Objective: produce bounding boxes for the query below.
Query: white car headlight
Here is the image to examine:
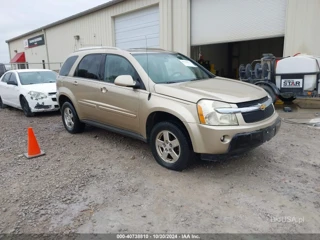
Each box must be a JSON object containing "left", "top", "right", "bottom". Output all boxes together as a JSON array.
[
  {"left": 197, "top": 100, "right": 239, "bottom": 126},
  {"left": 28, "top": 91, "right": 47, "bottom": 100}
]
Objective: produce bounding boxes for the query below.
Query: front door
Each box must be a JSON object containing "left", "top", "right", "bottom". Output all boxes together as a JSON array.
[{"left": 96, "top": 54, "right": 141, "bottom": 133}]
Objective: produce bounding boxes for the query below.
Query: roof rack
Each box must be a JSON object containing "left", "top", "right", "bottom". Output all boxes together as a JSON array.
[
  {"left": 126, "top": 47, "right": 166, "bottom": 51},
  {"left": 75, "top": 46, "right": 120, "bottom": 52}
]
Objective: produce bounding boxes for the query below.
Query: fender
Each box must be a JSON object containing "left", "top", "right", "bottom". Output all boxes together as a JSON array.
[{"left": 254, "top": 81, "right": 280, "bottom": 95}]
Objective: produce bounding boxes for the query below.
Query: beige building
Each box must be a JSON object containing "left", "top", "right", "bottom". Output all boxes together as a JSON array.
[{"left": 6, "top": 0, "right": 320, "bottom": 78}]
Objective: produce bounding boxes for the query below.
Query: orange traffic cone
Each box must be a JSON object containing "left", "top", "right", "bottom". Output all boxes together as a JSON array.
[{"left": 24, "top": 127, "right": 45, "bottom": 159}]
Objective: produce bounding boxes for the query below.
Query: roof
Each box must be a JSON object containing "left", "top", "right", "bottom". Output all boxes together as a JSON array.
[
  {"left": 10, "top": 52, "right": 26, "bottom": 63},
  {"left": 5, "top": 0, "right": 125, "bottom": 43}
]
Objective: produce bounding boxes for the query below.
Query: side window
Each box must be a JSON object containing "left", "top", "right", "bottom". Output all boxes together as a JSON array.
[
  {"left": 104, "top": 55, "right": 137, "bottom": 83},
  {"left": 2, "top": 73, "right": 12, "bottom": 83},
  {"left": 74, "top": 54, "right": 103, "bottom": 80},
  {"left": 9, "top": 73, "right": 18, "bottom": 84},
  {"left": 60, "top": 56, "right": 78, "bottom": 76}
]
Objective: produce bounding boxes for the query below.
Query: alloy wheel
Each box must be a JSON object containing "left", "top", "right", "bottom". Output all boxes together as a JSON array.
[{"left": 155, "top": 130, "right": 181, "bottom": 163}]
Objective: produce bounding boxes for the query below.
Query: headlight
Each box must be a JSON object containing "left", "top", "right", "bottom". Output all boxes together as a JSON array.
[
  {"left": 197, "top": 100, "right": 238, "bottom": 126},
  {"left": 28, "top": 91, "right": 47, "bottom": 100}
]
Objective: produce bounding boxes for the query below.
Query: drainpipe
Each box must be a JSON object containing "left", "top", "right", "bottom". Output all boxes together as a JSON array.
[
  {"left": 7, "top": 42, "right": 12, "bottom": 69},
  {"left": 42, "top": 29, "right": 50, "bottom": 69},
  {"left": 171, "top": 0, "right": 174, "bottom": 52}
]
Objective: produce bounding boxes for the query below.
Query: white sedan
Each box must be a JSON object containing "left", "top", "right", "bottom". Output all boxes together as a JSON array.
[{"left": 0, "top": 69, "right": 59, "bottom": 117}]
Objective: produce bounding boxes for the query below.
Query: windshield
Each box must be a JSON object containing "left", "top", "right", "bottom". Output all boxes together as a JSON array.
[
  {"left": 18, "top": 71, "right": 57, "bottom": 85},
  {"left": 133, "top": 53, "right": 213, "bottom": 83}
]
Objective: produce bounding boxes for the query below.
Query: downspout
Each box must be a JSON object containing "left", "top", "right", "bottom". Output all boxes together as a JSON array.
[
  {"left": 42, "top": 29, "right": 50, "bottom": 69},
  {"left": 187, "top": 0, "right": 191, "bottom": 57},
  {"left": 7, "top": 42, "right": 12, "bottom": 68},
  {"left": 171, "top": 0, "right": 174, "bottom": 51}
]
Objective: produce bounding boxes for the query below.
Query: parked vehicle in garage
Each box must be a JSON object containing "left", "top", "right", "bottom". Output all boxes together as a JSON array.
[
  {"left": 0, "top": 69, "right": 59, "bottom": 117},
  {"left": 57, "top": 47, "right": 281, "bottom": 171},
  {"left": 239, "top": 53, "right": 320, "bottom": 103}
]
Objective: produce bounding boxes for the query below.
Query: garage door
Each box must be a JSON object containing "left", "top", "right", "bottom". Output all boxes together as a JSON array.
[
  {"left": 191, "top": 0, "right": 287, "bottom": 46},
  {"left": 115, "top": 5, "right": 160, "bottom": 49}
]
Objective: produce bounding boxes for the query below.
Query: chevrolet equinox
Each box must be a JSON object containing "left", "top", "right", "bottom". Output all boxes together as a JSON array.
[{"left": 56, "top": 47, "right": 281, "bottom": 171}]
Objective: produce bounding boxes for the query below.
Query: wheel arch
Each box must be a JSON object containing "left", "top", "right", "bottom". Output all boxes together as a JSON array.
[{"left": 145, "top": 111, "right": 194, "bottom": 150}]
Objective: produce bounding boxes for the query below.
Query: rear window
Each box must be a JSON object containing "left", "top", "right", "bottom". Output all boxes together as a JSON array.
[
  {"left": 1, "top": 72, "right": 11, "bottom": 82},
  {"left": 59, "top": 56, "right": 78, "bottom": 76}
]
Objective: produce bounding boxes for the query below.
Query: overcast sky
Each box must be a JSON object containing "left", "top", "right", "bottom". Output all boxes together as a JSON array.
[{"left": 0, "top": 0, "right": 111, "bottom": 64}]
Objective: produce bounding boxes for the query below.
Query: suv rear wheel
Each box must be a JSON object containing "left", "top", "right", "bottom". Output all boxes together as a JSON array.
[
  {"left": 61, "top": 102, "right": 85, "bottom": 133},
  {"left": 150, "top": 122, "right": 194, "bottom": 171}
]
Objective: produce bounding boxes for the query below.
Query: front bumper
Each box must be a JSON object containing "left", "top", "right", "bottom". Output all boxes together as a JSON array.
[
  {"left": 200, "top": 117, "right": 281, "bottom": 160},
  {"left": 187, "top": 112, "right": 281, "bottom": 156},
  {"left": 28, "top": 95, "right": 60, "bottom": 112}
]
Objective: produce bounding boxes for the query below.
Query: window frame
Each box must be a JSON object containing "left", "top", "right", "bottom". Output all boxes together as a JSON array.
[
  {"left": 2, "top": 72, "right": 12, "bottom": 83},
  {"left": 103, "top": 54, "right": 146, "bottom": 90},
  {"left": 9, "top": 72, "right": 18, "bottom": 85},
  {"left": 74, "top": 53, "right": 104, "bottom": 81},
  {"left": 59, "top": 55, "right": 78, "bottom": 76}
]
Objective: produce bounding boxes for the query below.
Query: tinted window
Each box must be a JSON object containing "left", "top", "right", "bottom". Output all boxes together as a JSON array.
[
  {"left": 60, "top": 56, "right": 78, "bottom": 76},
  {"left": 75, "top": 54, "right": 103, "bottom": 80},
  {"left": 1, "top": 73, "right": 11, "bottom": 82},
  {"left": 104, "top": 55, "right": 137, "bottom": 83},
  {"left": 9, "top": 73, "right": 17, "bottom": 84}
]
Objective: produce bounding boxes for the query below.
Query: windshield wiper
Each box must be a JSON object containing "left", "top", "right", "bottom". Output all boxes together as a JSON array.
[{"left": 162, "top": 81, "right": 180, "bottom": 84}]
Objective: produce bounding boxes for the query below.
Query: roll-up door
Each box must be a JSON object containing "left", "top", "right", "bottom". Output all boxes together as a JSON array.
[
  {"left": 191, "top": 0, "right": 287, "bottom": 46},
  {"left": 115, "top": 5, "right": 160, "bottom": 49}
]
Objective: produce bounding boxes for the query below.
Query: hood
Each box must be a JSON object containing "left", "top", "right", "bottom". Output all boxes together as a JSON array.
[
  {"left": 20, "top": 83, "right": 57, "bottom": 94},
  {"left": 154, "top": 77, "right": 267, "bottom": 103}
]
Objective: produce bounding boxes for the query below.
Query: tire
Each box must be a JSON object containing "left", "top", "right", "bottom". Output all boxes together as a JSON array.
[
  {"left": 149, "top": 121, "right": 194, "bottom": 171},
  {"left": 20, "top": 96, "right": 34, "bottom": 117},
  {"left": 0, "top": 96, "right": 6, "bottom": 109},
  {"left": 61, "top": 101, "right": 85, "bottom": 134},
  {"left": 279, "top": 96, "right": 295, "bottom": 103},
  {"left": 259, "top": 85, "right": 277, "bottom": 103}
]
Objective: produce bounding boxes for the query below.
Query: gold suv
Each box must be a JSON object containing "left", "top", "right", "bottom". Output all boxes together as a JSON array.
[{"left": 56, "top": 47, "right": 281, "bottom": 171}]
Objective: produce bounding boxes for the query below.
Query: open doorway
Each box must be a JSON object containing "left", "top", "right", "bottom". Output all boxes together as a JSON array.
[{"left": 191, "top": 37, "right": 284, "bottom": 79}]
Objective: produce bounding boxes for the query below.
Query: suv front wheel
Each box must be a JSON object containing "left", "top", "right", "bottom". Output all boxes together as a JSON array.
[
  {"left": 61, "top": 102, "right": 85, "bottom": 133},
  {"left": 150, "top": 122, "right": 194, "bottom": 171}
]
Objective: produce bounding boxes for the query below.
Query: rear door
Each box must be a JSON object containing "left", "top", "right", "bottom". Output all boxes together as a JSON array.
[
  {"left": 0, "top": 72, "right": 11, "bottom": 104},
  {"left": 71, "top": 54, "right": 104, "bottom": 121},
  {"left": 6, "top": 72, "right": 20, "bottom": 107}
]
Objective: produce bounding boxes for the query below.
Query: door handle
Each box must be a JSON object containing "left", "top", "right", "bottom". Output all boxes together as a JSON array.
[
  {"left": 101, "top": 87, "right": 108, "bottom": 93},
  {"left": 73, "top": 81, "right": 78, "bottom": 86}
]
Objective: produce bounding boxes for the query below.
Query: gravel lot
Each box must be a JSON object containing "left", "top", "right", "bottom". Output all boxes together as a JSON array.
[{"left": 0, "top": 106, "right": 320, "bottom": 234}]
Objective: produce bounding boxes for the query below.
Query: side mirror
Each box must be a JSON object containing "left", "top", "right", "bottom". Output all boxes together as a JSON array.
[
  {"left": 7, "top": 81, "right": 17, "bottom": 86},
  {"left": 114, "top": 75, "right": 139, "bottom": 88}
]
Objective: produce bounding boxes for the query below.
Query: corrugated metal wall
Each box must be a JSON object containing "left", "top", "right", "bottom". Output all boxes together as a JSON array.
[
  {"left": 8, "top": 31, "right": 49, "bottom": 69},
  {"left": 8, "top": 0, "right": 190, "bottom": 71},
  {"left": 284, "top": 0, "right": 320, "bottom": 57}
]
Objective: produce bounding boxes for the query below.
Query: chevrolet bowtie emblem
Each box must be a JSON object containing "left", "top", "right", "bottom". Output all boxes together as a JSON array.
[{"left": 259, "top": 104, "right": 266, "bottom": 111}]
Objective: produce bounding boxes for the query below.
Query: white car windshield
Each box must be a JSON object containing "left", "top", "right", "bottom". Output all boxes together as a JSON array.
[
  {"left": 18, "top": 71, "right": 57, "bottom": 85},
  {"left": 133, "top": 53, "right": 213, "bottom": 84}
]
